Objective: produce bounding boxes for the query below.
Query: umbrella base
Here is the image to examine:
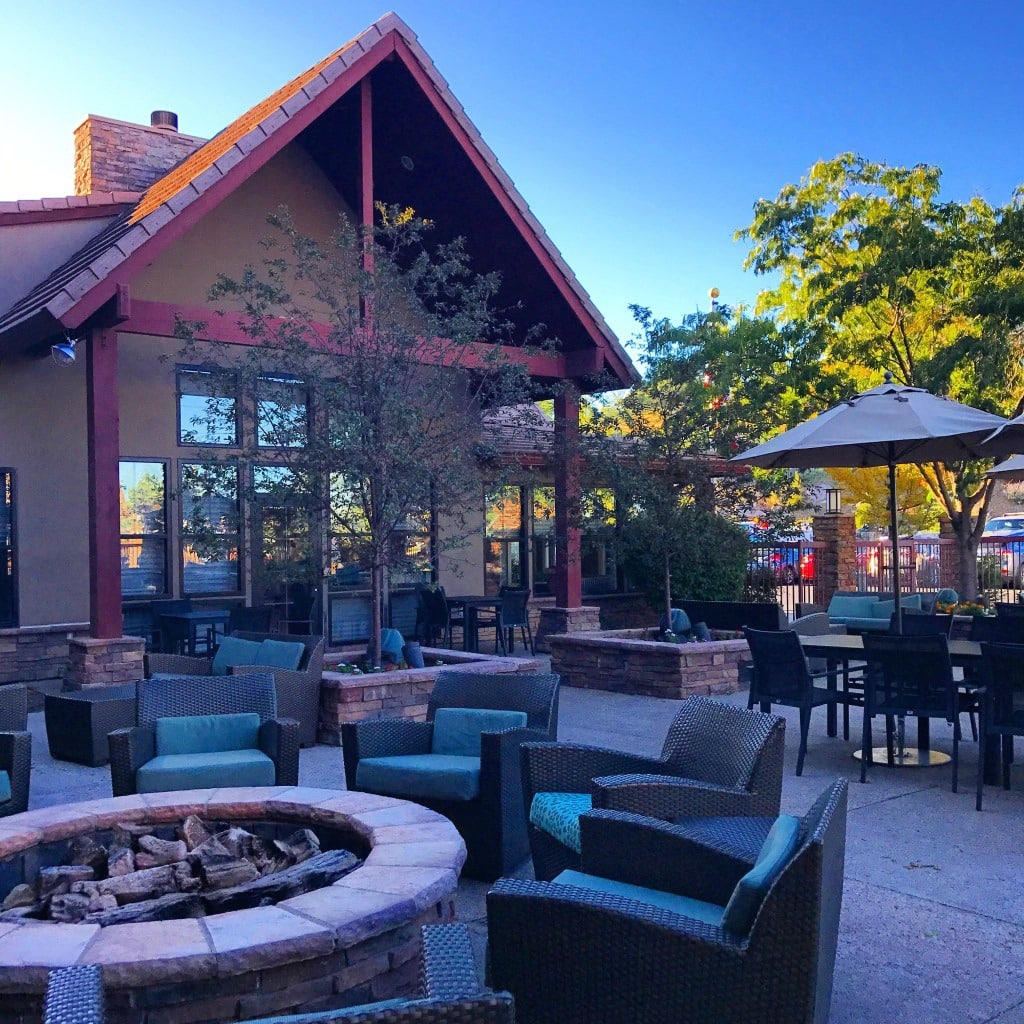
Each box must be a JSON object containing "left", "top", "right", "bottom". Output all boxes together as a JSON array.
[{"left": 852, "top": 746, "right": 952, "bottom": 767}]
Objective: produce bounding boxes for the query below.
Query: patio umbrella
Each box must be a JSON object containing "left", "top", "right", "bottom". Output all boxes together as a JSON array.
[
  {"left": 731, "top": 371, "right": 1009, "bottom": 633},
  {"left": 987, "top": 454, "right": 1024, "bottom": 478}
]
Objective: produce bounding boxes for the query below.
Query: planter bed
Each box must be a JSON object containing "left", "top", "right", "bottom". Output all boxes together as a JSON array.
[
  {"left": 319, "top": 648, "right": 542, "bottom": 743},
  {"left": 548, "top": 628, "right": 750, "bottom": 700}
]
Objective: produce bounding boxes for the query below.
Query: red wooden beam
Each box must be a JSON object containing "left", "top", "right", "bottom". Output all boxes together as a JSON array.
[
  {"left": 553, "top": 390, "right": 582, "bottom": 608},
  {"left": 86, "top": 327, "right": 123, "bottom": 639}
]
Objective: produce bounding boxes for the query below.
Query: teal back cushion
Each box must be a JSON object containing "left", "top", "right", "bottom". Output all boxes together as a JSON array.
[
  {"left": 431, "top": 707, "right": 528, "bottom": 757},
  {"left": 211, "top": 635, "right": 261, "bottom": 676},
  {"left": 670, "top": 608, "right": 691, "bottom": 634},
  {"left": 380, "top": 628, "right": 404, "bottom": 659},
  {"left": 902, "top": 593, "right": 923, "bottom": 611},
  {"left": 828, "top": 595, "right": 877, "bottom": 618},
  {"left": 721, "top": 813, "right": 801, "bottom": 935},
  {"left": 871, "top": 599, "right": 896, "bottom": 619},
  {"left": 255, "top": 639, "right": 305, "bottom": 671},
  {"left": 936, "top": 588, "right": 959, "bottom": 605},
  {"left": 156, "top": 712, "right": 261, "bottom": 755},
  {"left": 0, "top": 770, "right": 10, "bottom": 803}
]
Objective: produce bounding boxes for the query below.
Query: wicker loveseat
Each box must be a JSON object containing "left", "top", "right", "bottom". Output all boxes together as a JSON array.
[
  {"left": 43, "top": 924, "right": 514, "bottom": 1024},
  {"left": 146, "top": 631, "right": 325, "bottom": 746},
  {"left": 0, "top": 685, "right": 30, "bottom": 817},
  {"left": 108, "top": 672, "right": 300, "bottom": 796},
  {"left": 488, "top": 778, "right": 848, "bottom": 1024}
]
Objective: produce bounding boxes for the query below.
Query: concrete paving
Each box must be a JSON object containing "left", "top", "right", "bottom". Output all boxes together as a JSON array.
[{"left": 19, "top": 676, "right": 1024, "bottom": 1024}]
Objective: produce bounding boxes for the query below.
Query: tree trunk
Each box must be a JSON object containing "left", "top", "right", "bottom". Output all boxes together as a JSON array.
[
  {"left": 663, "top": 549, "right": 672, "bottom": 628},
  {"left": 955, "top": 527, "right": 981, "bottom": 601},
  {"left": 370, "top": 561, "right": 383, "bottom": 668}
]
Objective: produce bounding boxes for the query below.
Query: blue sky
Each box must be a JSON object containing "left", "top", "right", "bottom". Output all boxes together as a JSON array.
[{"left": 3, "top": 1, "right": 1023, "bottom": 349}]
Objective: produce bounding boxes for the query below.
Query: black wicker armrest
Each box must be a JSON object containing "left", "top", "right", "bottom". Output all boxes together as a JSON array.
[
  {"left": 108, "top": 726, "right": 155, "bottom": 797},
  {"left": 520, "top": 741, "right": 668, "bottom": 798},
  {"left": 579, "top": 809, "right": 760, "bottom": 905},
  {"left": 341, "top": 719, "right": 433, "bottom": 789},
  {"left": 144, "top": 652, "right": 213, "bottom": 677},
  {"left": 419, "top": 923, "right": 482, "bottom": 1000},
  {"left": 593, "top": 773, "right": 768, "bottom": 820},
  {"left": 44, "top": 965, "right": 104, "bottom": 1024},
  {"left": 0, "top": 684, "right": 28, "bottom": 730},
  {"left": 0, "top": 731, "right": 31, "bottom": 815},
  {"left": 259, "top": 717, "right": 300, "bottom": 787},
  {"left": 480, "top": 726, "right": 546, "bottom": 799}
]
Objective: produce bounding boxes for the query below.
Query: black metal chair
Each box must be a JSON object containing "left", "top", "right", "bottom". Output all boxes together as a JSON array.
[
  {"left": 976, "top": 642, "right": 1024, "bottom": 810},
  {"left": 522, "top": 695, "right": 785, "bottom": 881},
  {"left": 151, "top": 597, "right": 193, "bottom": 654},
  {"left": 994, "top": 601, "right": 1024, "bottom": 618},
  {"left": 43, "top": 924, "right": 514, "bottom": 1024},
  {"left": 228, "top": 605, "right": 273, "bottom": 633},
  {"left": 860, "top": 633, "right": 975, "bottom": 789},
  {"left": 971, "top": 615, "right": 1024, "bottom": 643},
  {"left": 478, "top": 588, "right": 534, "bottom": 655},
  {"left": 343, "top": 671, "right": 560, "bottom": 880},
  {"left": 416, "top": 586, "right": 456, "bottom": 647},
  {"left": 892, "top": 609, "right": 954, "bottom": 636},
  {"left": 744, "top": 626, "right": 844, "bottom": 776},
  {"left": 0, "top": 685, "right": 30, "bottom": 818},
  {"left": 487, "top": 779, "right": 848, "bottom": 1024}
]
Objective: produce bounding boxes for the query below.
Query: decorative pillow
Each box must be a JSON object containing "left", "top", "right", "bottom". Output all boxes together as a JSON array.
[
  {"left": 721, "top": 813, "right": 801, "bottom": 935},
  {"left": 871, "top": 599, "right": 896, "bottom": 619},
  {"left": 156, "top": 712, "right": 261, "bottom": 756},
  {"left": 211, "top": 636, "right": 261, "bottom": 676},
  {"left": 380, "top": 628, "right": 404, "bottom": 660},
  {"left": 530, "top": 792, "right": 592, "bottom": 853},
  {"left": 828, "top": 596, "right": 877, "bottom": 619},
  {"left": 431, "top": 707, "right": 528, "bottom": 757},
  {"left": 255, "top": 639, "right": 305, "bottom": 671},
  {"left": 0, "top": 770, "right": 10, "bottom": 804}
]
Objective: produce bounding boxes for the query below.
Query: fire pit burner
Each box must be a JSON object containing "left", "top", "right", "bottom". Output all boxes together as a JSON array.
[{"left": 0, "top": 788, "right": 465, "bottom": 1024}]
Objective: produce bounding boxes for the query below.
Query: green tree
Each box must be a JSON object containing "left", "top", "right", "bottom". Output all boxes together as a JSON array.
[
  {"left": 738, "top": 153, "right": 1024, "bottom": 596},
  {"left": 827, "top": 466, "right": 941, "bottom": 534},
  {"left": 178, "top": 206, "right": 537, "bottom": 665}
]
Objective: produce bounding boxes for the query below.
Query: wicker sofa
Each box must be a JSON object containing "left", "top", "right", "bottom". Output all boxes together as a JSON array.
[
  {"left": 0, "top": 685, "right": 30, "bottom": 817},
  {"left": 146, "top": 631, "right": 325, "bottom": 746},
  {"left": 43, "top": 924, "right": 514, "bottom": 1024},
  {"left": 487, "top": 778, "right": 848, "bottom": 1024}
]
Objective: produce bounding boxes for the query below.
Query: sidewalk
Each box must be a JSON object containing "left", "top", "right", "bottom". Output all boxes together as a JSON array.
[{"left": 19, "top": 679, "right": 1024, "bottom": 1024}]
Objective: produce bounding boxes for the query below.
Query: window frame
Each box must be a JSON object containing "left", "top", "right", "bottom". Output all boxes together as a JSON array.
[
  {"left": 256, "top": 373, "right": 309, "bottom": 450},
  {"left": 176, "top": 365, "right": 240, "bottom": 448},
  {"left": 119, "top": 458, "right": 170, "bottom": 602},
  {"left": 178, "top": 459, "right": 243, "bottom": 597}
]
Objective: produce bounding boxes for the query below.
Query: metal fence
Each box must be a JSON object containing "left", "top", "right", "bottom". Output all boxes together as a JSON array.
[{"left": 746, "top": 541, "right": 824, "bottom": 618}]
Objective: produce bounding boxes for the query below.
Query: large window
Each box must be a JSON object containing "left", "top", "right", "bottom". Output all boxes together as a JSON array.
[
  {"left": 0, "top": 470, "right": 15, "bottom": 627},
  {"left": 484, "top": 486, "right": 525, "bottom": 596},
  {"left": 177, "top": 368, "right": 238, "bottom": 446},
  {"left": 119, "top": 461, "right": 167, "bottom": 598},
  {"left": 532, "top": 486, "right": 556, "bottom": 595},
  {"left": 581, "top": 488, "right": 617, "bottom": 594},
  {"left": 258, "top": 375, "right": 307, "bottom": 448},
  {"left": 180, "top": 462, "right": 240, "bottom": 594}
]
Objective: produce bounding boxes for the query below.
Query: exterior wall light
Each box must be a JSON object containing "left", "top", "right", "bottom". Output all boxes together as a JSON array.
[
  {"left": 825, "top": 487, "right": 842, "bottom": 514},
  {"left": 51, "top": 335, "right": 78, "bottom": 366}
]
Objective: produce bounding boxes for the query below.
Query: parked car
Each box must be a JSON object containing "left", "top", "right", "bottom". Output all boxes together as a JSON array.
[{"left": 979, "top": 514, "right": 1024, "bottom": 587}]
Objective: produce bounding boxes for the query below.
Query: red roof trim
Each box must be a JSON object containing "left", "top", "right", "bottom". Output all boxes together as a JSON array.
[{"left": 0, "top": 194, "right": 140, "bottom": 227}]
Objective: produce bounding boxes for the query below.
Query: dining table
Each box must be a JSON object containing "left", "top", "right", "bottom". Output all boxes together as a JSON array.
[
  {"left": 157, "top": 608, "right": 231, "bottom": 656},
  {"left": 797, "top": 632, "right": 1003, "bottom": 782},
  {"left": 445, "top": 595, "right": 502, "bottom": 653}
]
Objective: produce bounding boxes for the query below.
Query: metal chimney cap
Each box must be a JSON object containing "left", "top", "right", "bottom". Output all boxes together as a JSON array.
[{"left": 150, "top": 110, "right": 179, "bottom": 132}]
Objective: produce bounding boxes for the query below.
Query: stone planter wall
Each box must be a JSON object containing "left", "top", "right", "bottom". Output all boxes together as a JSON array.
[
  {"left": 548, "top": 628, "right": 750, "bottom": 700},
  {"left": 0, "top": 624, "right": 89, "bottom": 688},
  {"left": 318, "top": 650, "right": 543, "bottom": 744}
]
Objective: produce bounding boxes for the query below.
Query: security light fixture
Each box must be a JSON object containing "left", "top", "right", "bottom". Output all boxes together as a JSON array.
[
  {"left": 400, "top": 154, "right": 415, "bottom": 171},
  {"left": 825, "top": 487, "right": 842, "bottom": 514},
  {"left": 50, "top": 335, "right": 77, "bottom": 367}
]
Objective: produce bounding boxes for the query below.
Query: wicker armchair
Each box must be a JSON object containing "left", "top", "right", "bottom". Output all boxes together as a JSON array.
[
  {"left": 522, "top": 695, "right": 785, "bottom": 881},
  {"left": 44, "top": 924, "right": 514, "bottom": 1024},
  {"left": 108, "top": 672, "right": 300, "bottom": 796},
  {"left": 0, "top": 685, "right": 30, "bottom": 817},
  {"left": 488, "top": 778, "right": 848, "bottom": 1024},
  {"left": 146, "top": 631, "right": 325, "bottom": 746},
  {"left": 343, "top": 671, "right": 560, "bottom": 880}
]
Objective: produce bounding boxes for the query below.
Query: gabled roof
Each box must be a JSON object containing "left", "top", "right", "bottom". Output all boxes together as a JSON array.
[
  {"left": 0, "top": 192, "right": 140, "bottom": 226},
  {"left": 0, "top": 13, "right": 638, "bottom": 386}
]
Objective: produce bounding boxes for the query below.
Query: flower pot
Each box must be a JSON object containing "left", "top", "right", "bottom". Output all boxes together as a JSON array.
[{"left": 402, "top": 641, "right": 425, "bottom": 668}]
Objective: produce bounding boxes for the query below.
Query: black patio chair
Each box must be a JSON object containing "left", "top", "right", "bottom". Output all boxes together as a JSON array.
[
  {"left": 228, "top": 605, "right": 273, "bottom": 633},
  {"left": 890, "top": 609, "right": 953, "bottom": 636},
  {"left": 522, "top": 695, "right": 785, "bottom": 881},
  {"left": 971, "top": 615, "right": 1024, "bottom": 644},
  {"left": 994, "top": 601, "right": 1024, "bottom": 618},
  {"left": 0, "top": 685, "right": 30, "bottom": 818},
  {"left": 744, "top": 626, "right": 845, "bottom": 776},
  {"left": 477, "top": 588, "right": 534, "bottom": 655},
  {"left": 415, "top": 586, "right": 455, "bottom": 647},
  {"left": 151, "top": 597, "right": 193, "bottom": 654},
  {"left": 343, "top": 670, "right": 560, "bottom": 880},
  {"left": 976, "top": 641, "right": 1024, "bottom": 810},
  {"left": 43, "top": 924, "right": 514, "bottom": 1024},
  {"left": 488, "top": 778, "right": 848, "bottom": 1024}
]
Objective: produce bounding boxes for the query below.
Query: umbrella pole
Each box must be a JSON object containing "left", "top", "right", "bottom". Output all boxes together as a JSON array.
[{"left": 888, "top": 458, "right": 903, "bottom": 635}]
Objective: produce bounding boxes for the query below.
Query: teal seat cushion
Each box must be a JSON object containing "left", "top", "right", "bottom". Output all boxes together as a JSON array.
[
  {"left": 380, "top": 628, "right": 404, "bottom": 660},
  {"left": 871, "top": 599, "right": 896, "bottom": 619},
  {"left": 554, "top": 869, "right": 725, "bottom": 926},
  {"left": 211, "top": 635, "right": 261, "bottom": 676},
  {"left": 156, "top": 713, "right": 261, "bottom": 756},
  {"left": 255, "top": 639, "right": 305, "bottom": 671},
  {"left": 356, "top": 754, "right": 481, "bottom": 802},
  {"left": 530, "top": 792, "right": 592, "bottom": 853},
  {"left": 136, "top": 749, "right": 275, "bottom": 793},
  {"left": 0, "top": 770, "right": 10, "bottom": 804},
  {"left": 431, "top": 707, "right": 528, "bottom": 757},
  {"left": 828, "top": 595, "right": 878, "bottom": 619},
  {"left": 721, "top": 813, "right": 801, "bottom": 935}
]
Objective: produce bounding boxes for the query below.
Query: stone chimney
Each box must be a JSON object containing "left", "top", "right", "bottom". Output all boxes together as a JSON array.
[{"left": 74, "top": 112, "right": 207, "bottom": 195}]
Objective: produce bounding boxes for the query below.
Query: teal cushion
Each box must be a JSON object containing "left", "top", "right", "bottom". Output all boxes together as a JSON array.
[
  {"left": 936, "top": 588, "right": 959, "bottom": 605},
  {"left": 136, "top": 749, "right": 275, "bottom": 793},
  {"left": 721, "top": 813, "right": 801, "bottom": 935},
  {"left": 871, "top": 599, "right": 896, "bottom": 619},
  {"left": 670, "top": 608, "right": 691, "bottom": 634},
  {"left": 255, "top": 639, "right": 305, "bottom": 671},
  {"left": 356, "top": 754, "right": 480, "bottom": 802},
  {"left": 380, "top": 628, "right": 404, "bottom": 659},
  {"left": 553, "top": 869, "right": 725, "bottom": 926},
  {"left": 901, "top": 593, "right": 923, "bottom": 611},
  {"left": 155, "top": 713, "right": 261, "bottom": 756},
  {"left": 530, "top": 792, "right": 592, "bottom": 853},
  {"left": 0, "top": 770, "right": 10, "bottom": 804},
  {"left": 211, "top": 635, "right": 261, "bottom": 676},
  {"left": 843, "top": 617, "right": 892, "bottom": 632},
  {"left": 828, "top": 595, "right": 878, "bottom": 619},
  {"left": 431, "top": 708, "right": 528, "bottom": 757}
]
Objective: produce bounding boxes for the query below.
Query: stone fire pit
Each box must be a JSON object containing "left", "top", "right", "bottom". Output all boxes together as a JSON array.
[{"left": 0, "top": 787, "right": 465, "bottom": 1024}]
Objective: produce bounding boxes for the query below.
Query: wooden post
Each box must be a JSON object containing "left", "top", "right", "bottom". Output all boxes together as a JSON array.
[{"left": 553, "top": 389, "right": 582, "bottom": 608}]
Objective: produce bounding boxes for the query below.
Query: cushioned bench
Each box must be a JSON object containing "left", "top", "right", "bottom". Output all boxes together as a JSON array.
[{"left": 828, "top": 592, "right": 923, "bottom": 633}]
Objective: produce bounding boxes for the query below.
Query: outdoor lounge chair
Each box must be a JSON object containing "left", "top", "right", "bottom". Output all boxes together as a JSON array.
[
  {"left": 487, "top": 778, "right": 848, "bottom": 1024},
  {"left": 343, "top": 670, "right": 560, "bottom": 880},
  {"left": 43, "top": 924, "right": 515, "bottom": 1024},
  {"left": 522, "top": 695, "right": 785, "bottom": 881},
  {"left": 145, "top": 631, "right": 324, "bottom": 746},
  {"left": 0, "top": 684, "right": 30, "bottom": 817},
  {"left": 107, "top": 672, "right": 300, "bottom": 796}
]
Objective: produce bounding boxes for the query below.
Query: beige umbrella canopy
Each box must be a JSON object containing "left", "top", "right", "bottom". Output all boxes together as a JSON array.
[{"left": 732, "top": 372, "right": 1009, "bottom": 632}]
